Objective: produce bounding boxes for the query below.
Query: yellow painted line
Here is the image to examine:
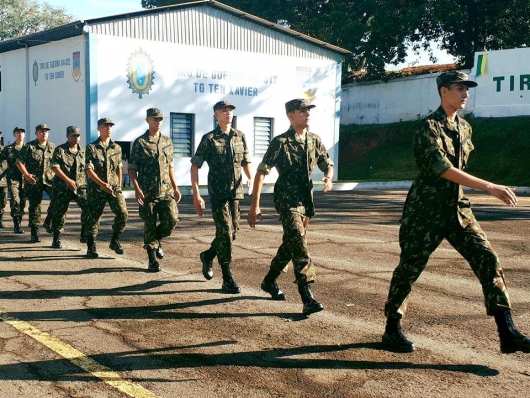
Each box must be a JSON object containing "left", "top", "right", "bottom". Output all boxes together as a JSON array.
[{"left": 0, "top": 311, "right": 160, "bottom": 398}]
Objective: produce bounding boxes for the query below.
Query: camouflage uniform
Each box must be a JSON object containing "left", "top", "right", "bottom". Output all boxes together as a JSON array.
[
  {"left": 16, "top": 138, "right": 55, "bottom": 228},
  {"left": 85, "top": 138, "right": 128, "bottom": 237},
  {"left": 257, "top": 126, "right": 334, "bottom": 284},
  {"left": 129, "top": 130, "right": 178, "bottom": 250},
  {"left": 49, "top": 142, "right": 90, "bottom": 234},
  {"left": 384, "top": 106, "right": 511, "bottom": 318},
  {"left": 0, "top": 143, "right": 27, "bottom": 218},
  {"left": 0, "top": 145, "right": 7, "bottom": 226},
  {"left": 190, "top": 125, "right": 251, "bottom": 266}
]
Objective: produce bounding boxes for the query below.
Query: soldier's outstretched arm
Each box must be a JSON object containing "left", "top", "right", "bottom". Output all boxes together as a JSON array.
[{"left": 440, "top": 166, "right": 517, "bottom": 207}]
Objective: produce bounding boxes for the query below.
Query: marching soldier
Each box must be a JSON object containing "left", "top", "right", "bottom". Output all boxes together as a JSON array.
[
  {"left": 247, "top": 98, "right": 334, "bottom": 315},
  {"left": 191, "top": 100, "right": 252, "bottom": 294},
  {"left": 16, "top": 124, "right": 55, "bottom": 243},
  {"left": 49, "top": 126, "right": 89, "bottom": 249},
  {"left": 129, "top": 108, "right": 181, "bottom": 272},
  {"left": 85, "top": 118, "right": 128, "bottom": 258},
  {"left": 0, "top": 127, "right": 28, "bottom": 233}
]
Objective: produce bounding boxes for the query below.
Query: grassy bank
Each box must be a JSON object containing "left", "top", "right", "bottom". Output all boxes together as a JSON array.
[{"left": 339, "top": 115, "right": 530, "bottom": 186}]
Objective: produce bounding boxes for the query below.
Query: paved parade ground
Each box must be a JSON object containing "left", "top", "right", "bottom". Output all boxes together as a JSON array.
[{"left": 1, "top": 189, "right": 529, "bottom": 397}]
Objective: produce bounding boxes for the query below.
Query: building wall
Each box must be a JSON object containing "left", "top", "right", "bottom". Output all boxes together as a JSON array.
[
  {"left": 472, "top": 48, "right": 530, "bottom": 117},
  {"left": 0, "top": 36, "right": 86, "bottom": 146},
  {"left": 90, "top": 34, "right": 341, "bottom": 183}
]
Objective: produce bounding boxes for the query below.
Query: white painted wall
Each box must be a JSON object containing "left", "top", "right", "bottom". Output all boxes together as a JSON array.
[
  {"left": 91, "top": 34, "right": 341, "bottom": 184},
  {"left": 0, "top": 36, "right": 86, "bottom": 146},
  {"left": 472, "top": 48, "right": 530, "bottom": 117}
]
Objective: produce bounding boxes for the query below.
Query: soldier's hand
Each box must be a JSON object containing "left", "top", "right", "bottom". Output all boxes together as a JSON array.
[
  {"left": 489, "top": 184, "right": 518, "bottom": 207},
  {"left": 67, "top": 179, "right": 77, "bottom": 192},
  {"left": 24, "top": 174, "right": 36, "bottom": 185},
  {"left": 322, "top": 176, "right": 333, "bottom": 193},
  {"left": 135, "top": 187, "right": 145, "bottom": 206},
  {"left": 101, "top": 183, "right": 114, "bottom": 196},
  {"left": 193, "top": 194, "right": 205, "bottom": 216},
  {"left": 246, "top": 178, "right": 253, "bottom": 196},
  {"left": 247, "top": 206, "right": 262, "bottom": 229},
  {"left": 173, "top": 188, "right": 182, "bottom": 204}
]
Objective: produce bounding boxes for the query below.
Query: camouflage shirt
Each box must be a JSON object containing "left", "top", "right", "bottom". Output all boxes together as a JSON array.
[
  {"left": 257, "top": 127, "right": 333, "bottom": 217},
  {"left": 190, "top": 126, "right": 251, "bottom": 203},
  {"left": 0, "top": 145, "right": 6, "bottom": 188},
  {"left": 86, "top": 138, "right": 122, "bottom": 190},
  {"left": 51, "top": 142, "right": 87, "bottom": 191},
  {"left": 16, "top": 139, "right": 56, "bottom": 186},
  {"left": 402, "top": 106, "right": 475, "bottom": 227},
  {"left": 0, "top": 143, "right": 24, "bottom": 182},
  {"left": 129, "top": 131, "right": 174, "bottom": 201}
]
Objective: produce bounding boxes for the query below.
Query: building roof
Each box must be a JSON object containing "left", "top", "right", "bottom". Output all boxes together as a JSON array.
[{"left": 0, "top": 0, "right": 350, "bottom": 56}]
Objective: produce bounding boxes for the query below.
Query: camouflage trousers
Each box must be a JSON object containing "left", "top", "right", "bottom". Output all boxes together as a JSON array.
[
  {"left": 269, "top": 209, "right": 316, "bottom": 285},
  {"left": 139, "top": 198, "right": 178, "bottom": 250},
  {"left": 384, "top": 217, "right": 511, "bottom": 318},
  {"left": 7, "top": 178, "right": 26, "bottom": 218},
  {"left": 50, "top": 188, "right": 90, "bottom": 234},
  {"left": 24, "top": 182, "right": 53, "bottom": 228},
  {"left": 202, "top": 199, "right": 240, "bottom": 266},
  {"left": 87, "top": 189, "right": 128, "bottom": 237},
  {"left": 0, "top": 186, "right": 6, "bottom": 216}
]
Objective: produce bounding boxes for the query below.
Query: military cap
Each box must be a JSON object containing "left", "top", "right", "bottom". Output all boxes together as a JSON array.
[
  {"left": 35, "top": 124, "right": 51, "bottom": 131},
  {"left": 66, "top": 126, "right": 81, "bottom": 136},
  {"left": 146, "top": 108, "right": 164, "bottom": 118},
  {"left": 98, "top": 117, "right": 115, "bottom": 126},
  {"left": 436, "top": 71, "right": 477, "bottom": 89},
  {"left": 285, "top": 98, "right": 316, "bottom": 113},
  {"left": 213, "top": 100, "right": 236, "bottom": 112},
  {"left": 13, "top": 126, "right": 26, "bottom": 133}
]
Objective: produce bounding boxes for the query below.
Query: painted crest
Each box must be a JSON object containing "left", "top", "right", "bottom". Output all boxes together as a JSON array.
[
  {"left": 72, "top": 51, "right": 81, "bottom": 82},
  {"left": 32, "top": 60, "right": 39, "bottom": 86},
  {"left": 126, "top": 48, "right": 155, "bottom": 99}
]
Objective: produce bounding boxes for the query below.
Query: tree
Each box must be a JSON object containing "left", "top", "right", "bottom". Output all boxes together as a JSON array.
[
  {"left": 0, "top": 0, "right": 74, "bottom": 42},
  {"left": 140, "top": 0, "right": 530, "bottom": 76}
]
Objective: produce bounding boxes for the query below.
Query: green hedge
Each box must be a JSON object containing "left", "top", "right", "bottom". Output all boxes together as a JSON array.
[{"left": 339, "top": 116, "right": 530, "bottom": 186}]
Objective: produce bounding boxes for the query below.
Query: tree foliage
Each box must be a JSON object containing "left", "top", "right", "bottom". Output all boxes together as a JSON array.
[
  {"left": 0, "top": 0, "right": 74, "bottom": 42},
  {"left": 141, "top": 0, "right": 530, "bottom": 77}
]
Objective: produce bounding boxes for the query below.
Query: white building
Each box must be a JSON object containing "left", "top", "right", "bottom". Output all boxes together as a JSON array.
[{"left": 0, "top": 0, "right": 348, "bottom": 183}]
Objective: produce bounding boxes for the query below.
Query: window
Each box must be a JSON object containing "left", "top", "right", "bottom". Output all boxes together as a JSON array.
[
  {"left": 254, "top": 117, "right": 273, "bottom": 156},
  {"left": 170, "top": 113, "right": 194, "bottom": 157},
  {"left": 213, "top": 116, "right": 237, "bottom": 129}
]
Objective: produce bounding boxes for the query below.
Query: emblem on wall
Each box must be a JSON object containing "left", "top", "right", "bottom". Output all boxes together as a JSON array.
[
  {"left": 72, "top": 51, "right": 81, "bottom": 82},
  {"left": 32, "top": 60, "right": 39, "bottom": 86},
  {"left": 126, "top": 48, "right": 155, "bottom": 99}
]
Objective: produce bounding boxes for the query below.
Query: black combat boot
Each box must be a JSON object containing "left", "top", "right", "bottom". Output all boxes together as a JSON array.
[
  {"left": 109, "top": 231, "right": 124, "bottom": 254},
  {"left": 30, "top": 225, "right": 41, "bottom": 243},
  {"left": 298, "top": 283, "right": 324, "bottom": 315},
  {"left": 200, "top": 251, "right": 214, "bottom": 280},
  {"left": 220, "top": 263, "right": 241, "bottom": 294},
  {"left": 51, "top": 232, "right": 62, "bottom": 249},
  {"left": 86, "top": 236, "right": 99, "bottom": 258},
  {"left": 13, "top": 217, "right": 24, "bottom": 234},
  {"left": 79, "top": 224, "right": 87, "bottom": 243},
  {"left": 261, "top": 268, "right": 287, "bottom": 300},
  {"left": 382, "top": 317, "right": 415, "bottom": 352},
  {"left": 155, "top": 240, "right": 164, "bottom": 259},
  {"left": 147, "top": 248, "right": 160, "bottom": 272},
  {"left": 0, "top": 214, "right": 4, "bottom": 228},
  {"left": 494, "top": 309, "right": 530, "bottom": 353}
]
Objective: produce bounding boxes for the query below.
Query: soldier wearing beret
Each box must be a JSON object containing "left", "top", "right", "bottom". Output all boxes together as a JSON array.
[
  {"left": 191, "top": 100, "right": 253, "bottom": 294},
  {"left": 85, "top": 118, "right": 128, "bottom": 258},
  {"left": 0, "top": 127, "right": 27, "bottom": 233},
  {"left": 16, "top": 124, "right": 55, "bottom": 243},
  {"left": 129, "top": 108, "right": 182, "bottom": 271},
  {"left": 49, "top": 126, "right": 90, "bottom": 248},
  {"left": 382, "top": 71, "right": 530, "bottom": 354},
  {"left": 248, "top": 98, "right": 334, "bottom": 315}
]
